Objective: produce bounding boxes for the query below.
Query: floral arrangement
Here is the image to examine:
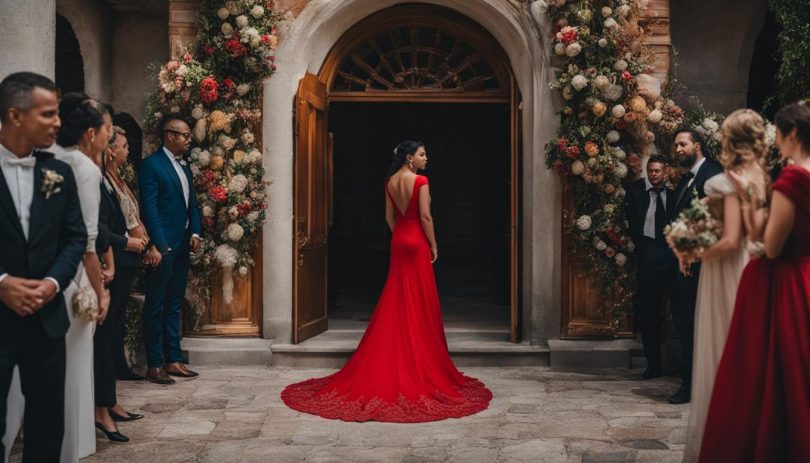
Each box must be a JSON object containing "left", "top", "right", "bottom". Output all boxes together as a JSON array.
[
  {"left": 145, "top": 0, "right": 281, "bottom": 327},
  {"left": 664, "top": 195, "right": 721, "bottom": 263},
  {"left": 529, "top": 0, "right": 708, "bottom": 325}
]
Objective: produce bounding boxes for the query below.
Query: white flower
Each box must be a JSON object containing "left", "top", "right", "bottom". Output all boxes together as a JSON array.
[
  {"left": 627, "top": 241, "right": 636, "bottom": 252},
  {"left": 611, "top": 104, "right": 626, "bottom": 118},
  {"left": 594, "top": 75, "right": 610, "bottom": 91},
  {"left": 241, "top": 131, "right": 255, "bottom": 145},
  {"left": 191, "top": 104, "right": 206, "bottom": 120},
  {"left": 565, "top": 43, "right": 582, "bottom": 57},
  {"left": 596, "top": 240, "right": 607, "bottom": 251},
  {"left": 212, "top": 145, "right": 224, "bottom": 158},
  {"left": 190, "top": 165, "right": 200, "bottom": 176},
  {"left": 576, "top": 215, "right": 592, "bottom": 231},
  {"left": 614, "top": 161, "right": 628, "bottom": 178},
  {"left": 614, "top": 59, "right": 628, "bottom": 71},
  {"left": 160, "top": 82, "right": 177, "bottom": 94},
  {"left": 236, "top": 83, "right": 250, "bottom": 96},
  {"left": 587, "top": 157, "right": 597, "bottom": 167},
  {"left": 170, "top": 105, "right": 180, "bottom": 114},
  {"left": 571, "top": 160, "right": 585, "bottom": 175},
  {"left": 214, "top": 244, "right": 238, "bottom": 267},
  {"left": 246, "top": 149, "right": 262, "bottom": 164},
  {"left": 604, "top": 84, "right": 623, "bottom": 101},
  {"left": 192, "top": 118, "right": 207, "bottom": 143},
  {"left": 198, "top": 150, "right": 211, "bottom": 167},
  {"left": 598, "top": 38, "right": 608, "bottom": 48},
  {"left": 571, "top": 74, "right": 588, "bottom": 91},
  {"left": 647, "top": 109, "right": 663, "bottom": 123},
  {"left": 604, "top": 204, "right": 615, "bottom": 214},
  {"left": 226, "top": 1, "right": 240, "bottom": 15},
  {"left": 202, "top": 205, "right": 214, "bottom": 217},
  {"left": 250, "top": 36, "right": 261, "bottom": 48},
  {"left": 250, "top": 5, "right": 265, "bottom": 18},
  {"left": 577, "top": 9, "right": 592, "bottom": 22},
  {"left": 765, "top": 123, "right": 776, "bottom": 147},
  {"left": 217, "top": 8, "right": 230, "bottom": 19},
  {"left": 228, "top": 206, "right": 239, "bottom": 220},
  {"left": 702, "top": 118, "right": 719, "bottom": 131},
  {"left": 615, "top": 187, "right": 626, "bottom": 198},
  {"left": 617, "top": 4, "right": 631, "bottom": 17},
  {"left": 604, "top": 18, "right": 618, "bottom": 29},
  {"left": 227, "top": 223, "right": 245, "bottom": 241},
  {"left": 612, "top": 147, "right": 626, "bottom": 160},
  {"left": 176, "top": 64, "right": 189, "bottom": 77},
  {"left": 190, "top": 147, "right": 201, "bottom": 160},
  {"left": 228, "top": 174, "right": 248, "bottom": 193},
  {"left": 615, "top": 253, "right": 627, "bottom": 267},
  {"left": 531, "top": 0, "right": 548, "bottom": 16},
  {"left": 554, "top": 43, "right": 566, "bottom": 55},
  {"left": 239, "top": 266, "right": 249, "bottom": 276},
  {"left": 606, "top": 130, "right": 620, "bottom": 143},
  {"left": 218, "top": 134, "right": 237, "bottom": 151},
  {"left": 221, "top": 22, "right": 234, "bottom": 36},
  {"left": 601, "top": 6, "right": 613, "bottom": 17}
]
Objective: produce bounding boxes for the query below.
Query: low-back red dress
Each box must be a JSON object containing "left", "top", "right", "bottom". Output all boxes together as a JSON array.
[
  {"left": 699, "top": 165, "right": 810, "bottom": 462},
  {"left": 281, "top": 175, "right": 492, "bottom": 422}
]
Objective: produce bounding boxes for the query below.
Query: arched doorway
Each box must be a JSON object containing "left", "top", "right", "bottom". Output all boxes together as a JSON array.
[
  {"left": 292, "top": 4, "right": 520, "bottom": 344},
  {"left": 55, "top": 13, "right": 84, "bottom": 95}
]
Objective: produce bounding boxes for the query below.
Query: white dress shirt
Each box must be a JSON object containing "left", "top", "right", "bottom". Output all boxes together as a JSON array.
[
  {"left": 163, "top": 147, "right": 189, "bottom": 207},
  {"left": 0, "top": 142, "right": 60, "bottom": 291},
  {"left": 687, "top": 157, "right": 707, "bottom": 188},
  {"left": 643, "top": 177, "right": 667, "bottom": 239}
]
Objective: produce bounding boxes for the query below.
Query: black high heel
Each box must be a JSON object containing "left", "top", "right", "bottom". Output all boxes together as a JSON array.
[
  {"left": 109, "top": 409, "right": 144, "bottom": 422},
  {"left": 95, "top": 421, "right": 130, "bottom": 443}
]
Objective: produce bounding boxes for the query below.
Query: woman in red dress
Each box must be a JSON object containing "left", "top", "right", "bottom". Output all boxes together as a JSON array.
[
  {"left": 282, "top": 141, "right": 492, "bottom": 422},
  {"left": 700, "top": 102, "right": 810, "bottom": 462}
]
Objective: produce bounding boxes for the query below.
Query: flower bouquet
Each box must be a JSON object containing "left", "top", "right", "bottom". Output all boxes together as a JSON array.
[{"left": 664, "top": 194, "right": 722, "bottom": 264}]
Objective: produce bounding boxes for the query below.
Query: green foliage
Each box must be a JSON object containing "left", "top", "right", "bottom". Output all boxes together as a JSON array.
[{"left": 769, "top": 0, "right": 810, "bottom": 107}]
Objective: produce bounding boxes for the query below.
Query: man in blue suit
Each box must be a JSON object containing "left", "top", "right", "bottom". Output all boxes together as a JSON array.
[{"left": 139, "top": 117, "right": 202, "bottom": 384}]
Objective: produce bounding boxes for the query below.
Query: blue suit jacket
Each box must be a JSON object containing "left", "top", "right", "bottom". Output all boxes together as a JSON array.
[{"left": 138, "top": 148, "right": 202, "bottom": 254}]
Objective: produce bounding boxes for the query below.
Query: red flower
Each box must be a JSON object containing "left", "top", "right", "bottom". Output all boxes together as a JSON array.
[
  {"left": 202, "top": 216, "right": 216, "bottom": 231},
  {"left": 225, "top": 38, "right": 248, "bottom": 57},
  {"left": 204, "top": 45, "right": 215, "bottom": 57},
  {"left": 183, "top": 53, "right": 193, "bottom": 63},
  {"left": 559, "top": 29, "right": 578, "bottom": 45},
  {"left": 557, "top": 137, "right": 569, "bottom": 151},
  {"left": 210, "top": 185, "right": 228, "bottom": 203},
  {"left": 261, "top": 34, "right": 270, "bottom": 44},
  {"left": 621, "top": 71, "right": 633, "bottom": 82},
  {"left": 199, "top": 77, "right": 219, "bottom": 104},
  {"left": 223, "top": 78, "right": 235, "bottom": 90},
  {"left": 566, "top": 146, "right": 581, "bottom": 159}
]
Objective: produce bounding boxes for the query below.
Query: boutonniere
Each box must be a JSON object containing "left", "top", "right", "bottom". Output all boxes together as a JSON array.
[
  {"left": 180, "top": 159, "right": 187, "bottom": 167},
  {"left": 41, "top": 168, "right": 64, "bottom": 199}
]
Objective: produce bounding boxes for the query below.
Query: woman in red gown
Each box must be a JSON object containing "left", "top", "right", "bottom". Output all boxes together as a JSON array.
[
  {"left": 700, "top": 102, "right": 810, "bottom": 462},
  {"left": 282, "top": 141, "right": 492, "bottom": 422}
]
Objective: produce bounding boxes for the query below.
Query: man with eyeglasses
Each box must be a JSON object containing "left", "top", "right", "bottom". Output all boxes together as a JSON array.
[{"left": 138, "top": 116, "right": 202, "bottom": 385}]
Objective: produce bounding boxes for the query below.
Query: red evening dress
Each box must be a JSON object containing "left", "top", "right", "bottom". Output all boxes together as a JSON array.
[
  {"left": 281, "top": 175, "right": 492, "bottom": 422},
  {"left": 699, "top": 165, "right": 810, "bottom": 462}
]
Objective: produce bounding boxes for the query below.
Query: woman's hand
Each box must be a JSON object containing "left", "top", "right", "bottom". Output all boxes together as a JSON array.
[
  {"left": 125, "top": 237, "right": 147, "bottom": 253},
  {"left": 728, "top": 168, "right": 751, "bottom": 203},
  {"left": 430, "top": 246, "right": 438, "bottom": 264},
  {"left": 675, "top": 252, "right": 692, "bottom": 277},
  {"left": 101, "top": 266, "right": 115, "bottom": 285},
  {"left": 97, "top": 288, "right": 110, "bottom": 324},
  {"left": 144, "top": 245, "right": 162, "bottom": 266}
]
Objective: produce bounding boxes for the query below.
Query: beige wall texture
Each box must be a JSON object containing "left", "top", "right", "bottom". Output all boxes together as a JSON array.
[{"left": 0, "top": 0, "right": 56, "bottom": 80}]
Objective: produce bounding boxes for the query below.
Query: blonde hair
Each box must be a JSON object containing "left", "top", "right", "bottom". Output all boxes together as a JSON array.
[
  {"left": 718, "top": 109, "right": 767, "bottom": 169},
  {"left": 108, "top": 125, "right": 126, "bottom": 148}
]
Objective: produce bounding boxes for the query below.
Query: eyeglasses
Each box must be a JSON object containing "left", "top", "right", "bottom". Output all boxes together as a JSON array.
[{"left": 165, "top": 128, "right": 191, "bottom": 140}]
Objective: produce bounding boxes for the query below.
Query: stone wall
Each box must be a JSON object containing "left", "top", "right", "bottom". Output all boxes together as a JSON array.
[
  {"left": 0, "top": 0, "right": 56, "bottom": 80},
  {"left": 57, "top": 0, "right": 113, "bottom": 101}
]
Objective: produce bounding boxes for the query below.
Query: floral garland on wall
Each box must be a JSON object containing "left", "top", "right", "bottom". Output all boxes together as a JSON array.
[
  {"left": 528, "top": 0, "right": 721, "bottom": 326},
  {"left": 144, "top": 0, "right": 281, "bottom": 328}
]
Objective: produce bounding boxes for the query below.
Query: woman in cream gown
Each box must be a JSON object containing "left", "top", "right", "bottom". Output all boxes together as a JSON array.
[{"left": 681, "top": 109, "right": 768, "bottom": 462}]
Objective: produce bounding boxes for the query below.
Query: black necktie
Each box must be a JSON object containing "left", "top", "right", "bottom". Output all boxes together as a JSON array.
[{"left": 652, "top": 187, "right": 666, "bottom": 240}]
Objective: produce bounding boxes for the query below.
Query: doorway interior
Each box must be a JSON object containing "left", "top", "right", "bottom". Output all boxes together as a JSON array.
[{"left": 327, "top": 102, "right": 511, "bottom": 335}]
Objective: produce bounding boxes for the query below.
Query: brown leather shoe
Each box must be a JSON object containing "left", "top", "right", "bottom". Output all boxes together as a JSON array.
[
  {"left": 146, "top": 367, "right": 176, "bottom": 385},
  {"left": 164, "top": 362, "right": 199, "bottom": 378}
]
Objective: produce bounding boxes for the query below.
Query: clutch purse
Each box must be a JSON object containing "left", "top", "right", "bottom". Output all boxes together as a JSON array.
[{"left": 71, "top": 268, "right": 99, "bottom": 322}]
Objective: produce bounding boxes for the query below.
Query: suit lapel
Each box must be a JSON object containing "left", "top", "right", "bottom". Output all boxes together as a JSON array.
[
  {"left": 0, "top": 169, "right": 26, "bottom": 241},
  {"left": 28, "top": 157, "right": 46, "bottom": 243},
  {"left": 157, "top": 150, "right": 184, "bottom": 199}
]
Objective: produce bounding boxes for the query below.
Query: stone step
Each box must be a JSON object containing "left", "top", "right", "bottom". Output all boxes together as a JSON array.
[
  {"left": 549, "top": 339, "right": 643, "bottom": 371},
  {"left": 270, "top": 330, "right": 549, "bottom": 368},
  {"left": 182, "top": 338, "right": 273, "bottom": 366}
]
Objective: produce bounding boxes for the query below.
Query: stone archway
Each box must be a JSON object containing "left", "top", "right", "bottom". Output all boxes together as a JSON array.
[{"left": 262, "top": 0, "right": 562, "bottom": 345}]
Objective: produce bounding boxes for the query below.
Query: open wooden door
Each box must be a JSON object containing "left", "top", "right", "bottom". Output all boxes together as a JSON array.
[
  {"left": 293, "top": 73, "right": 329, "bottom": 343},
  {"left": 509, "top": 77, "right": 522, "bottom": 343}
]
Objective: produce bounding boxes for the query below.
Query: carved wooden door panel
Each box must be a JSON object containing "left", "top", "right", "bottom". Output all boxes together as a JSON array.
[{"left": 293, "top": 73, "right": 329, "bottom": 343}]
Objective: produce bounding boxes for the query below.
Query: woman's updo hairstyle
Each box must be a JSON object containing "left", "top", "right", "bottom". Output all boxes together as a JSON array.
[
  {"left": 386, "top": 140, "right": 424, "bottom": 179},
  {"left": 774, "top": 100, "right": 810, "bottom": 153},
  {"left": 718, "top": 109, "right": 767, "bottom": 169},
  {"left": 57, "top": 92, "right": 105, "bottom": 148}
]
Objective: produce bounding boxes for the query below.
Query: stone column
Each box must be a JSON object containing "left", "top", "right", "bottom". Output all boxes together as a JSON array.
[
  {"left": 0, "top": 0, "right": 56, "bottom": 79},
  {"left": 169, "top": 0, "right": 200, "bottom": 59}
]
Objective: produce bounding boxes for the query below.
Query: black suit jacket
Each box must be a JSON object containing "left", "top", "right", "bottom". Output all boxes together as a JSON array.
[
  {"left": 625, "top": 178, "right": 674, "bottom": 247},
  {"left": 0, "top": 151, "right": 87, "bottom": 338},
  {"left": 670, "top": 158, "right": 724, "bottom": 220},
  {"left": 98, "top": 179, "right": 140, "bottom": 268}
]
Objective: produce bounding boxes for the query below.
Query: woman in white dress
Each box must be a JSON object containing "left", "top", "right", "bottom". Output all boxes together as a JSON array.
[
  {"left": 680, "top": 109, "right": 769, "bottom": 462},
  {"left": 53, "top": 93, "right": 113, "bottom": 462}
]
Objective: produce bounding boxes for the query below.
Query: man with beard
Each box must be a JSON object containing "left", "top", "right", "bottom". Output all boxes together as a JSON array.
[{"left": 667, "top": 129, "right": 723, "bottom": 404}]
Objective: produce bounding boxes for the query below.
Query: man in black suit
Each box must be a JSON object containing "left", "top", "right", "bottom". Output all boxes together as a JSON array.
[
  {"left": 667, "top": 129, "right": 723, "bottom": 405},
  {"left": 625, "top": 155, "right": 674, "bottom": 381},
  {"left": 0, "top": 72, "right": 87, "bottom": 462}
]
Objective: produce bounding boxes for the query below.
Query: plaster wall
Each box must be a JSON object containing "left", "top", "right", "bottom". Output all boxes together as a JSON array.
[
  {"left": 0, "top": 0, "right": 56, "bottom": 80},
  {"left": 57, "top": 0, "right": 113, "bottom": 101},
  {"left": 262, "top": 0, "right": 562, "bottom": 345},
  {"left": 110, "top": 12, "right": 168, "bottom": 123},
  {"left": 670, "top": 0, "right": 768, "bottom": 113}
]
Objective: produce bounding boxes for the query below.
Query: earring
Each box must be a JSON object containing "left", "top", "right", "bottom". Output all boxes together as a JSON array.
[{"left": 408, "top": 160, "right": 414, "bottom": 170}]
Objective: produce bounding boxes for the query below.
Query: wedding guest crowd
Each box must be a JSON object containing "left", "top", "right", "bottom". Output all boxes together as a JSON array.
[{"left": 0, "top": 72, "right": 200, "bottom": 463}]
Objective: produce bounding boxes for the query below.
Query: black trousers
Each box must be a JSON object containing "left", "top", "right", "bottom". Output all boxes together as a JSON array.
[
  {"left": 0, "top": 316, "right": 65, "bottom": 463},
  {"left": 670, "top": 260, "right": 702, "bottom": 388},
  {"left": 635, "top": 238, "right": 674, "bottom": 372},
  {"left": 94, "top": 265, "right": 138, "bottom": 407}
]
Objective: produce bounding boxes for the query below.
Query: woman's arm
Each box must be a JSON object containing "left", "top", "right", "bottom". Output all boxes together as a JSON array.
[
  {"left": 418, "top": 184, "right": 438, "bottom": 263},
  {"left": 764, "top": 191, "right": 796, "bottom": 259},
  {"left": 384, "top": 192, "right": 396, "bottom": 233},
  {"left": 702, "top": 194, "right": 743, "bottom": 262}
]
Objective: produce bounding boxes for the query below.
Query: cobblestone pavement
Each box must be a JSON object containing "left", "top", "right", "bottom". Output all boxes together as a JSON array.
[{"left": 79, "top": 366, "right": 687, "bottom": 462}]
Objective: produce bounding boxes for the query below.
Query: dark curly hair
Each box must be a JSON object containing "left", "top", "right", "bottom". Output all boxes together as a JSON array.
[
  {"left": 386, "top": 140, "right": 424, "bottom": 179},
  {"left": 56, "top": 92, "right": 104, "bottom": 147},
  {"left": 774, "top": 101, "right": 810, "bottom": 152}
]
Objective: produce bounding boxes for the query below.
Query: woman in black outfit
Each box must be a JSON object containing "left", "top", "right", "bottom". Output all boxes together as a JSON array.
[{"left": 94, "top": 123, "right": 146, "bottom": 443}]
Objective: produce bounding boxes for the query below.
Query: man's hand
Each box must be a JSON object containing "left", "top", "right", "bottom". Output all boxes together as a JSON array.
[
  {"left": 0, "top": 276, "right": 45, "bottom": 316},
  {"left": 32, "top": 279, "right": 59, "bottom": 307},
  {"left": 125, "top": 237, "right": 147, "bottom": 253},
  {"left": 190, "top": 235, "right": 202, "bottom": 253},
  {"left": 144, "top": 245, "right": 162, "bottom": 266}
]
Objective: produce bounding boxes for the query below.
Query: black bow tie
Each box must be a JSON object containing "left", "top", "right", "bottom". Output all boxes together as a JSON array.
[{"left": 649, "top": 187, "right": 665, "bottom": 194}]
